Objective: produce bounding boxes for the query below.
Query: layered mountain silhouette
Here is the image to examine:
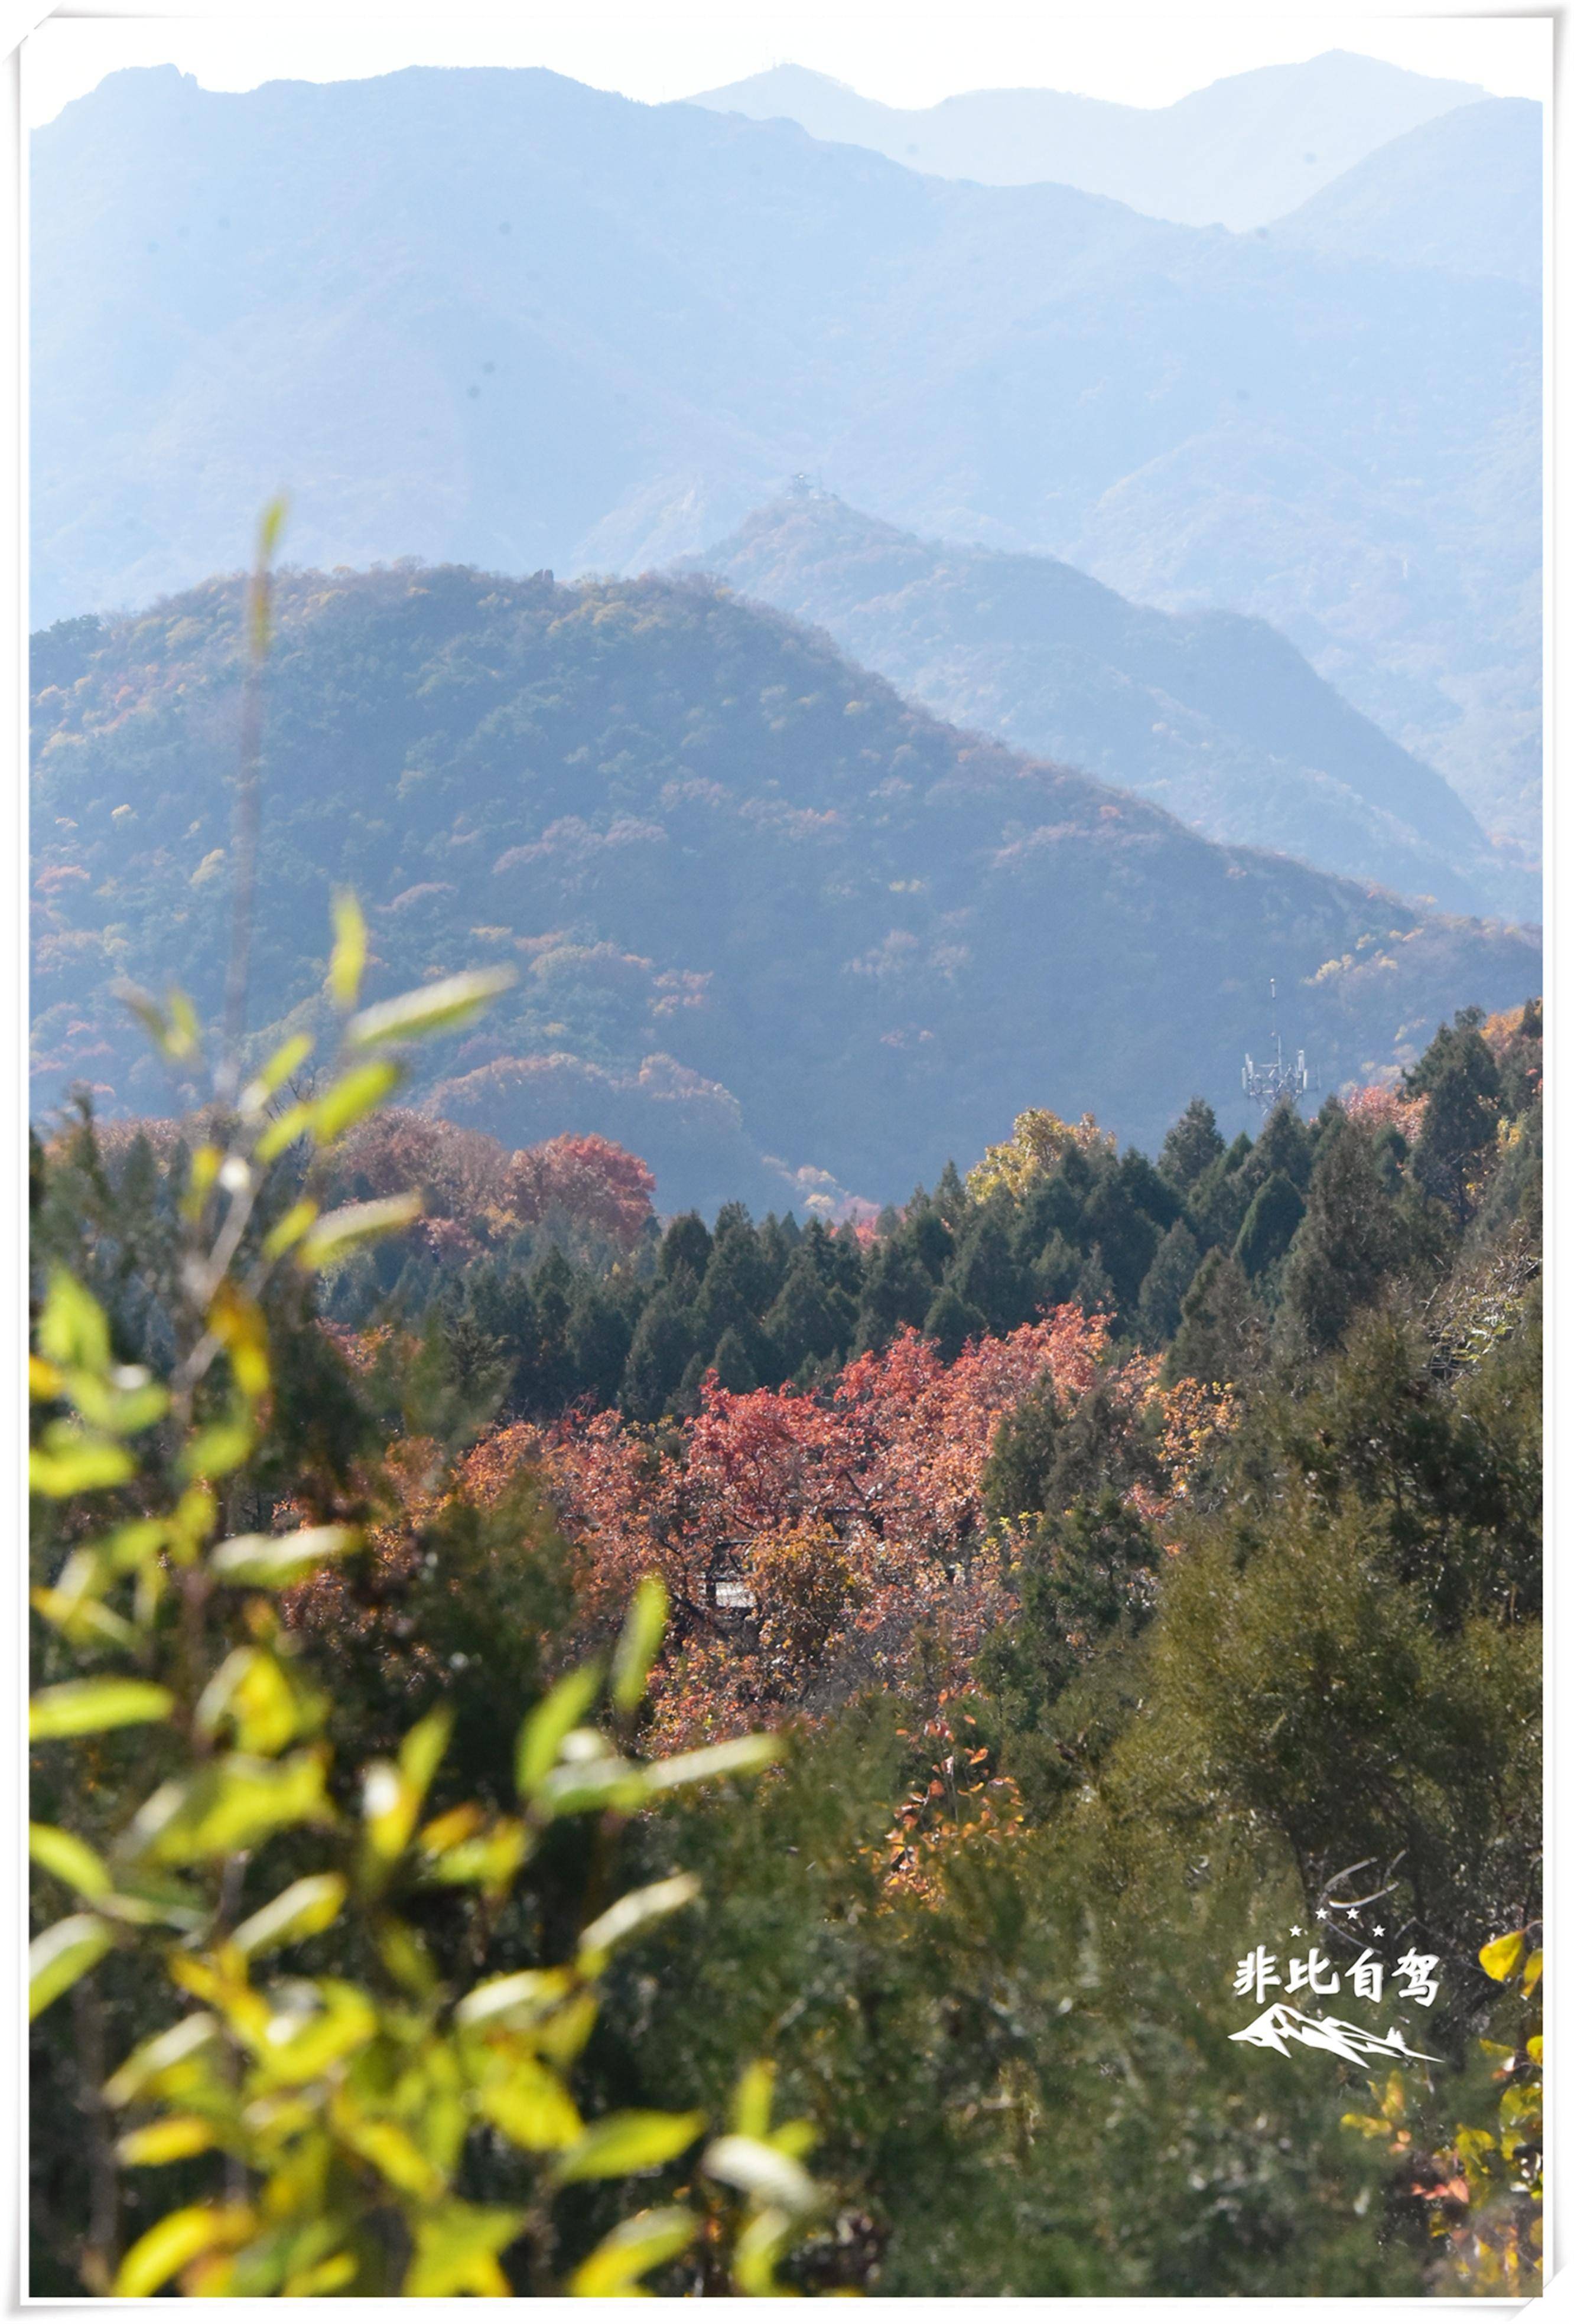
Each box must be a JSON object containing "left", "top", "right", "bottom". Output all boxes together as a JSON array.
[
  {"left": 683, "top": 494, "right": 1531, "bottom": 920},
  {"left": 30, "top": 567, "right": 1539, "bottom": 1212},
  {"left": 31, "top": 64, "right": 1539, "bottom": 846},
  {"left": 690, "top": 53, "right": 1484, "bottom": 229},
  {"left": 1230, "top": 2003, "right": 1441, "bottom": 2066},
  {"left": 1269, "top": 97, "right": 1540, "bottom": 291}
]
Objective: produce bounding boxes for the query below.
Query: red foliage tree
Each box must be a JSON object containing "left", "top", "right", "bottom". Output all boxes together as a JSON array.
[
  {"left": 503, "top": 1133, "right": 656, "bottom": 1251},
  {"left": 465, "top": 1310, "right": 1123, "bottom": 1744}
]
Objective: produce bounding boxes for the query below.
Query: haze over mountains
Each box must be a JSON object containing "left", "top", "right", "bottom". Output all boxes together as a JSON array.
[
  {"left": 1267, "top": 97, "right": 1541, "bottom": 291},
  {"left": 32, "top": 61, "right": 1540, "bottom": 851},
  {"left": 691, "top": 51, "right": 1487, "bottom": 229},
  {"left": 30, "top": 568, "right": 1539, "bottom": 1213},
  {"left": 684, "top": 494, "right": 1531, "bottom": 921}
]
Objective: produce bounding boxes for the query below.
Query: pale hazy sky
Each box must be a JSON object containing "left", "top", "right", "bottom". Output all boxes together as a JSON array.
[{"left": 24, "top": 5, "right": 1552, "bottom": 131}]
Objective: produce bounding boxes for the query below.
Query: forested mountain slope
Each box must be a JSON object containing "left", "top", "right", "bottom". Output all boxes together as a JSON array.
[
  {"left": 685, "top": 495, "right": 1529, "bottom": 918},
  {"left": 31, "top": 64, "right": 1539, "bottom": 841},
  {"left": 31, "top": 565, "right": 1539, "bottom": 1212}
]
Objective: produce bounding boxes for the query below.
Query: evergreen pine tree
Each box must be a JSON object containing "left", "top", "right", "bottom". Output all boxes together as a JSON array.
[
  {"left": 1163, "top": 1249, "right": 1265, "bottom": 1386},
  {"left": 710, "top": 1325, "right": 758, "bottom": 1394},
  {"left": 1277, "top": 1107, "right": 1402, "bottom": 1356},
  {"left": 982, "top": 1372, "right": 1064, "bottom": 1521},
  {"left": 1136, "top": 1219, "right": 1201, "bottom": 1347},
  {"left": 1030, "top": 1232, "right": 1081, "bottom": 1315},
  {"left": 923, "top": 1283, "right": 983, "bottom": 1362},
  {"left": 566, "top": 1283, "right": 633, "bottom": 1406},
  {"left": 1405, "top": 1008, "right": 1504, "bottom": 1225},
  {"left": 933, "top": 1160, "right": 969, "bottom": 1225},
  {"left": 659, "top": 1210, "right": 712, "bottom": 1285},
  {"left": 1074, "top": 1243, "right": 1117, "bottom": 1320},
  {"left": 1234, "top": 1169, "right": 1306, "bottom": 1284},
  {"left": 852, "top": 1235, "right": 935, "bottom": 1353},
  {"left": 620, "top": 1284, "right": 695, "bottom": 1421},
  {"left": 1159, "top": 1098, "right": 1225, "bottom": 1191},
  {"left": 948, "top": 1209, "right": 1029, "bottom": 1334},
  {"left": 767, "top": 1250, "right": 854, "bottom": 1372}
]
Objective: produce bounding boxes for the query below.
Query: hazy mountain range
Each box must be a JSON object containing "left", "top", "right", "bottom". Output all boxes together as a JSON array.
[
  {"left": 30, "top": 568, "right": 1539, "bottom": 1213},
  {"left": 691, "top": 51, "right": 1487, "bottom": 230},
  {"left": 682, "top": 494, "right": 1533, "bottom": 921},
  {"left": 1266, "top": 97, "right": 1541, "bottom": 290},
  {"left": 31, "top": 62, "right": 1540, "bottom": 850}
]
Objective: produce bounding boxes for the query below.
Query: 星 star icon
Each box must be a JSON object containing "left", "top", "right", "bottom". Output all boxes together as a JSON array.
[{"left": 1290, "top": 1925, "right": 1303, "bottom": 1937}]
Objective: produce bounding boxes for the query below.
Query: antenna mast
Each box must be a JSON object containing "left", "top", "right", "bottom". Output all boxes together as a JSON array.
[{"left": 1242, "top": 977, "right": 1312, "bottom": 1116}]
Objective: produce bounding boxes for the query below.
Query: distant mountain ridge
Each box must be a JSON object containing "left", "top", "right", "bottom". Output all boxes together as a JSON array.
[
  {"left": 1269, "top": 98, "right": 1540, "bottom": 289},
  {"left": 30, "top": 564, "right": 1539, "bottom": 1212},
  {"left": 682, "top": 494, "right": 1533, "bottom": 920},
  {"left": 32, "top": 64, "right": 1539, "bottom": 848},
  {"left": 689, "top": 51, "right": 1487, "bottom": 228}
]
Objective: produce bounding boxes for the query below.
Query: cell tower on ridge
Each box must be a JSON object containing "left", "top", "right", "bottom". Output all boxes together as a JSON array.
[{"left": 1242, "top": 978, "right": 1312, "bottom": 1115}]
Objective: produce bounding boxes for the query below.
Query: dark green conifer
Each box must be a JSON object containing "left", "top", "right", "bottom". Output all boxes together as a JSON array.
[
  {"left": 923, "top": 1283, "right": 982, "bottom": 1362},
  {"left": 1159, "top": 1097, "right": 1225, "bottom": 1190},
  {"left": 1234, "top": 1168, "right": 1306, "bottom": 1284},
  {"left": 1404, "top": 1008, "right": 1504, "bottom": 1225},
  {"left": 1277, "top": 1106, "right": 1402, "bottom": 1356},
  {"left": 1163, "top": 1248, "right": 1264, "bottom": 1386},
  {"left": 1136, "top": 1219, "right": 1201, "bottom": 1346}
]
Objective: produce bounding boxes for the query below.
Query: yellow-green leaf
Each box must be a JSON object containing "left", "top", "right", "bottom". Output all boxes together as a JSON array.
[
  {"left": 239, "top": 1030, "right": 313, "bottom": 1117},
  {"left": 347, "top": 966, "right": 515, "bottom": 1052},
  {"left": 30, "top": 1677, "right": 174, "bottom": 1740},
  {"left": 611, "top": 1575, "right": 668, "bottom": 1715},
  {"left": 261, "top": 1197, "right": 318, "bottom": 1261},
  {"left": 702, "top": 2132, "right": 818, "bottom": 2215},
  {"left": 29, "top": 1430, "right": 136, "bottom": 1498},
  {"left": 196, "top": 1646, "right": 320, "bottom": 1757},
  {"left": 336, "top": 2110, "right": 443, "bottom": 2199},
  {"left": 37, "top": 1270, "right": 111, "bottom": 1372},
  {"left": 30, "top": 1822, "right": 111, "bottom": 1898},
  {"left": 297, "top": 1193, "right": 422, "bottom": 1268},
  {"left": 476, "top": 2058, "right": 584, "bottom": 2153},
  {"left": 254, "top": 1101, "right": 313, "bottom": 1164},
  {"left": 404, "top": 2202, "right": 525, "bottom": 2298},
  {"left": 578, "top": 1874, "right": 699, "bottom": 1968},
  {"left": 232, "top": 1872, "right": 347, "bottom": 1958},
  {"left": 113, "top": 2203, "right": 255, "bottom": 2297},
  {"left": 531, "top": 1753, "right": 647, "bottom": 1820},
  {"left": 177, "top": 1417, "right": 255, "bottom": 1484},
  {"left": 570, "top": 2205, "right": 697, "bottom": 2296},
  {"left": 454, "top": 1966, "right": 574, "bottom": 2033},
  {"left": 401, "top": 1703, "right": 455, "bottom": 1796},
  {"left": 329, "top": 890, "right": 368, "bottom": 1009},
  {"left": 731, "top": 2061, "right": 776, "bottom": 2141},
  {"left": 1479, "top": 1930, "right": 1529, "bottom": 1984},
  {"left": 311, "top": 1057, "right": 404, "bottom": 1146},
  {"left": 555, "top": 2110, "right": 705, "bottom": 2184},
  {"left": 165, "top": 988, "right": 201, "bottom": 1060},
  {"left": 104, "top": 2012, "right": 219, "bottom": 2107},
  {"left": 516, "top": 1665, "right": 604, "bottom": 1796},
  {"left": 118, "top": 2115, "right": 220, "bottom": 2166},
  {"left": 126, "top": 1748, "right": 334, "bottom": 1865},
  {"left": 643, "top": 1734, "right": 781, "bottom": 1794},
  {"left": 209, "top": 1524, "right": 356, "bottom": 1590},
  {"left": 29, "top": 1912, "right": 113, "bottom": 2018},
  {"left": 732, "top": 2205, "right": 794, "bottom": 2297},
  {"left": 1521, "top": 1947, "right": 1543, "bottom": 1996},
  {"left": 254, "top": 1978, "right": 376, "bottom": 2085}
]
